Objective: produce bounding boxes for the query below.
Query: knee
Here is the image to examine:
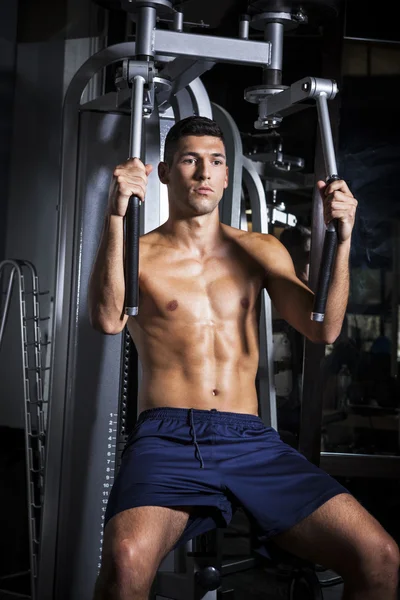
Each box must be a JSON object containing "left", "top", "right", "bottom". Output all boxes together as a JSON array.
[
  {"left": 100, "top": 538, "right": 155, "bottom": 593},
  {"left": 372, "top": 537, "right": 400, "bottom": 578},
  {"left": 351, "top": 534, "right": 400, "bottom": 589}
]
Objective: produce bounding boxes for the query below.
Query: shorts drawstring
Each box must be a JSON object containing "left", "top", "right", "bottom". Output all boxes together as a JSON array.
[{"left": 189, "top": 409, "right": 205, "bottom": 469}]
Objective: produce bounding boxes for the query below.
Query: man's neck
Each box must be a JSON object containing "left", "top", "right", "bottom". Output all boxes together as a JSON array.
[{"left": 162, "top": 212, "right": 223, "bottom": 256}]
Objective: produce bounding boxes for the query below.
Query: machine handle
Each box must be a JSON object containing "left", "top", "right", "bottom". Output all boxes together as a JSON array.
[
  {"left": 311, "top": 175, "right": 340, "bottom": 322},
  {"left": 125, "top": 196, "right": 140, "bottom": 316},
  {"left": 124, "top": 74, "right": 145, "bottom": 316}
]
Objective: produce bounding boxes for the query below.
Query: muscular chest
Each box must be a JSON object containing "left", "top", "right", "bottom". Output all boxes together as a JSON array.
[{"left": 138, "top": 254, "right": 262, "bottom": 322}]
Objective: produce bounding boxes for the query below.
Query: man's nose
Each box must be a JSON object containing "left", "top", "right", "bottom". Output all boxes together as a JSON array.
[{"left": 196, "top": 160, "right": 211, "bottom": 179}]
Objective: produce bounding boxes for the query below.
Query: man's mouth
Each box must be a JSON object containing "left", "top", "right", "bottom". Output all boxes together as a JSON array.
[{"left": 195, "top": 186, "right": 213, "bottom": 194}]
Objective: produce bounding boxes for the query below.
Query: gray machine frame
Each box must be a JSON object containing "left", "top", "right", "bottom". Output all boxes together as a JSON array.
[{"left": 40, "top": 30, "right": 276, "bottom": 599}]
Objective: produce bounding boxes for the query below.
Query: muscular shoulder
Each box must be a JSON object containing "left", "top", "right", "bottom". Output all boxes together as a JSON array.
[
  {"left": 223, "top": 226, "right": 288, "bottom": 268},
  {"left": 232, "top": 229, "right": 298, "bottom": 286}
]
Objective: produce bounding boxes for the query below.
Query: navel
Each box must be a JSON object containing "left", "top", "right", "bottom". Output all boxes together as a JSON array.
[
  {"left": 212, "top": 389, "right": 219, "bottom": 396},
  {"left": 241, "top": 297, "right": 250, "bottom": 309},
  {"left": 166, "top": 300, "right": 179, "bottom": 311}
]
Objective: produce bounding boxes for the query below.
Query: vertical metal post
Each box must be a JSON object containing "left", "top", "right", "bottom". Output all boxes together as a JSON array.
[
  {"left": 130, "top": 76, "right": 145, "bottom": 158},
  {"left": 125, "top": 75, "right": 145, "bottom": 316},
  {"left": 124, "top": 4, "right": 156, "bottom": 316},
  {"left": 212, "top": 103, "right": 243, "bottom": 229},
  {"left": 135, "top": 6, "right": 157, "bottom": 58},
  {"left": 0, "top": 267, "right": 14, "bottom": 345},
  {"left": 263, "top": 21, "right": 284, "bottom": 85},
  {"left": 239, "top": 14, "right": 250, "bottom": 40},
  {"left": 316, "top": 93, "right": 339, "bottom": 179},
  {"left": 173, "top": 11, "right": 184, "bottom": 32},
  {"left": 242, "top": 157, "right": 277, "bottom": 430}
]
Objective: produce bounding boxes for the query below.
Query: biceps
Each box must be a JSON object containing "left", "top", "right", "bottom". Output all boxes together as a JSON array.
[{"left": 266, "top": 276, "right": 315, "bottom": 335}]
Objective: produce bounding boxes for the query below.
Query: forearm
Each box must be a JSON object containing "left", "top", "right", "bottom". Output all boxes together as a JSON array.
[
  {"left": 314, "top": 238, "right": 351, "bottom": 344},
  {"left": 88, "top": 214, "right": 126, "bottom": 333}
]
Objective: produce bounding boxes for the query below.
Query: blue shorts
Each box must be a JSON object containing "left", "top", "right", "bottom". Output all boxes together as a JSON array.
[{"left": 105, "top": 407, "right": 347, "bottom": 552}]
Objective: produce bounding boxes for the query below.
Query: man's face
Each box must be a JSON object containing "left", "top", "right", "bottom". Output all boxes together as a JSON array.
[{"left": 159, "top": 135, "right": 228, "bottom": 217}]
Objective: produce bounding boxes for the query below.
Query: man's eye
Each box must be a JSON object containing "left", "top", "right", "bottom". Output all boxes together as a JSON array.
[
  {"left": 213, "top": 160, "right": 222, "bottom": 166},
  {"left": 183, "top": 158, "right": 195, "bottom": 164}
]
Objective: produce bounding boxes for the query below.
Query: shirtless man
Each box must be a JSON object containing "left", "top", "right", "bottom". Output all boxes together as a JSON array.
[{"left": 88, "top": 116, "right": 399, "bottom": 600}]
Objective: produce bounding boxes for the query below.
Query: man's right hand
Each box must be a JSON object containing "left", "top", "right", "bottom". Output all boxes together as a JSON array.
[{"left": 108, "top": 157, "right": 153, "bottom": 217}]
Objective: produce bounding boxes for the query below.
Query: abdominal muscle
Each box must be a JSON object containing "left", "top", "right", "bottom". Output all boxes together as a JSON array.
[{"left": 129, "top": 318, "right": 260, "bottom": 416}]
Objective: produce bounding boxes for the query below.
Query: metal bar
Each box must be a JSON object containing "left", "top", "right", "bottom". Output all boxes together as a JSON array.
[
  {"left": 262, "top": 77, "right": 338, "bottom": 117},
  {"left": 212, "top": 102, "right": 243, "bottom": 230},
  {"left": 221, "top": 557, "right": 257, "bottom": 576},
  {"left": 316, "top": 94, "right": 338, "bottom": 178},
  {"left": 173, "top": 11, "right": 183, "bottom": 32},
  {"left": 19, "top": 262, "right": 37, "bottom": 599},
  {"left": 311, "top": 95, "right": 341, "bottom": 322},
  {"left": 0, "top": 265, "right": 16, "bottom": 348},
  {"left": 239, "top": 15, "right": 250, "bottom": 40},
  {"left": 136, "top": 6, "right": 156, "bottom": 58},
  {"left": 157, "top": 58, "right": 215, "bottom": 108},
  {"left": 154, "top": 29, "right": 271, "bottom": 66},
  {"left": 130, "top": 75, "right": 145, "bottom": 158},
  {"left": 265, "top": 21, "right": 284, "bottom": 71},
  {"left": 125, "top": 75, "right": 145, "bottom": 316},
  {"left": 242, "top": 158, "right": 277, "bottom": 430},
  {"left": 186, "top": 78, "right": 213, "bottom": 118}
]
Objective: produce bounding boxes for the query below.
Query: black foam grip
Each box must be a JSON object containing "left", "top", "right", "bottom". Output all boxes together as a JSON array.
[
  {"left": 312, "top": 175, "right": 341, "bottom": 320},
  {"left": 312, "top": 229, "right": 338, "bottom": 317},
  {"left": 125, "top": 195, "right": 140, "bottom": 314}
]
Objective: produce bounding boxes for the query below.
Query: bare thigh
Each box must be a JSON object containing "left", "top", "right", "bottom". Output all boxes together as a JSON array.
[
  {"left": 271, "top": 493, "right": 395, "bottom": 576},
  {"left": 102, "top": 505, "right": 191, "bottom": 573}
]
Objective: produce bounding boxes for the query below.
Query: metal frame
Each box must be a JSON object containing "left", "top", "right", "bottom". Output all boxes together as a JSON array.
[
  {"left": 39, "top": 43, "right": 140, "bottom": 599},
  {"left": 242, "top": 157, "right": 277, "bottom": 430},
  {"left": 153, "top": 28, "right": 271, "bottom": 66},
  {"left": 41, "top": 31, "right": 221, "bottom": 597},
  {"left": 0, "top": 259, "right": 49, "bottom": 600},
  {"left": 212, "top": 103, "right": 243, "bottom": 230}
]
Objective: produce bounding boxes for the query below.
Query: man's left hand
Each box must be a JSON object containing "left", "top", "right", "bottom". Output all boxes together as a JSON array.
[{"left": 317, "top": 179, "right": 358, "bottom": 244}]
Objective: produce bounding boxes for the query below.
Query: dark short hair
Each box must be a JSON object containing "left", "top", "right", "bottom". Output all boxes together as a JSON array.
[{"left": 164, "top": 116, "right": 225, "bottom": 166}]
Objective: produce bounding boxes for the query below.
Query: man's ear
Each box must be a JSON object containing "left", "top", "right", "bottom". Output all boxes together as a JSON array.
[
  {"left": 158, "top": 161, "right": 169, "bottom": 184},
  {"left": 224, "top": 166, "right": 229, "bottom": 189}
]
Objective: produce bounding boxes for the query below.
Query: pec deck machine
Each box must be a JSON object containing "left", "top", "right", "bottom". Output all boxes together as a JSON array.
[{"left": 26, "top": 0, "right": 343, "bottom": 599}]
